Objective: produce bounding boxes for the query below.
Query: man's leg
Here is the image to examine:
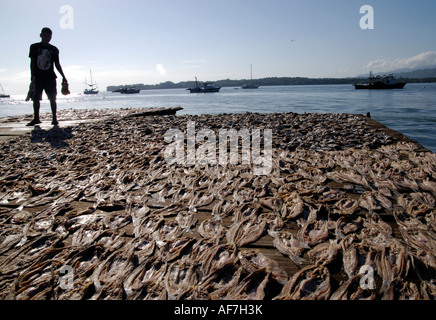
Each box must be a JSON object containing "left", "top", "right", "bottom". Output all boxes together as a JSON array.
[
  {"left": 50, "top": 100, "right": 58, "bottom": 125},
  {"left": 27, "top": 94, "right": 42, "bottom": 126},
  {"left": 47, "top": 78, "right": 58, "bottom": 125}
]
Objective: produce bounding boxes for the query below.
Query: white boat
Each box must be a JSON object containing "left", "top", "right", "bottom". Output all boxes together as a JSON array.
[
  {"left": 83, "top": 70, "right": 99, "bottom": 94},
  {"left": 0, "top": 83, "right": 10, "bottom": 98}
]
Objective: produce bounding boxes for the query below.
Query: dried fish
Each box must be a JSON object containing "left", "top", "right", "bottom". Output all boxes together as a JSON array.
[
  {"left": 134, "top": 214, "right": 164, "bottom": 238},
  {"left": 0, "top": 233, "right": 63, "bottom": 275},
  {"left": 227, "top": 269, "right": 272, "bottom": 300},
  {"left": 165, "top": 260, "right": 198, "bottom": 299},
  {"left": 199, "top": 264, "right": 243, "bottom": 300},
  {"left": 319, "top": 189, "right": 345, "bottom": 203},
  {"left": 258, "top": 197, "right": 283, "bottom": 212},
  {"left": 123, "top": 257, "right": 167, "bottom": 298},
  {"left": 67, "top": 244, "right": 107, "bottom": 280},
  {"left": 183, "top": 238, "right": 217, "bottom": 266},
  {"left": 280, "top": 191, "right": 306, "bottom": 220},
  {"left": 333, "top": 198, "right": 359, "bottom": 215},
  {"left": 200, "top": 243, "right": 238, "bottom": 278},
  {"left": 131, "top": 235, "right": 156, "bottom": 264},
  {"left": 420, "top": 281, "right": 436, "bottom": 300},
  {"left": 238, "top": 250, "right": 288, "bottom": 285},
  {"left": 307, "top": 240, "right": 340, "bottom": 266},
  {"left": 275, "top": 265, "right": 331, "bottom": 300},
  {"left": 161, "top": 236, "right": 196, "bottom": 262},
  {"left": 359, "top": 192, "right": 382, "bottom": 212},
  {"left": 330, "top": 274, "right": 376, "bottom": 300},
  {"left": 343, "top": 242, "right": 377, "bottom": 279},
  {"left": 198, "top": 218, "right": 227, "bottom": 240},
  {"left": 14, "top": 259, "right": 62, "bottom": 300},
  {"left": 375, "top": 241, "right": 409, "bottom": 293},
  {"left": 335, "top": 216, "right": 363, "bottom": 239},
  {"left": 326, "top": 170, "right": 371, "bottom": 190},
  {"left": 382, "top": 280, "right": 422, "bottom": 300},
  {"left": 152, "top": 220, "right": 183, "bottom": 241},
  {"left": 233, "top": 187, "right": 255, "bottom": 204},
  {"left": 2, "top": 109, "right": 436, "bottom": 300},
  {"left": 212, "top": 199, "right": 237, "bottom": 219},
  {"left": 92, "top": 248, "right": 136, "bottom": 293},
  {"left": 226, "top": 217, "right": 267, "bottom": 247},
  {"left": 175, "top": 210, "right": 198, "bottom": 231},
  {"left": 297, "top": 220, "right": 329, "bottom": 246},
  {"left": 419, "top": 178, "right": 436, "bottom": 194},
  {"left": 271, "top": 231, "right": 310, "bottom": 265},
  {"left": 232, "top": 202, "right": 261, "bottom": 223},
  {"left": 189, "top": 191, "right": 214, "bottom": 208}
]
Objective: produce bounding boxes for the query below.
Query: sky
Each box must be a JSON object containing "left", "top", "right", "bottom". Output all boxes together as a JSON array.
[{"left": 1, "top": 0, "right": 436, "bottom": 94}]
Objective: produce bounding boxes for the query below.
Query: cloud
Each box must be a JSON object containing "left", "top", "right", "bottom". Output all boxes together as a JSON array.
[
  {"left": 156, "top": 64, "right": 167, "bottom": 76},
  {"left": 182, "top": 59, "right": 208, "bottom": 64},
  {"left": 367, "top": 51, "right": 436, "bottom": 71},
  {"left": 181, "top": 59, "right": 208, "bottom": 69}
]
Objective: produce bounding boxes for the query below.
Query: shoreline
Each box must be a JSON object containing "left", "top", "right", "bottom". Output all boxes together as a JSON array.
[{"left": 0, "top": 108, "right": 435, "bottom": 300}]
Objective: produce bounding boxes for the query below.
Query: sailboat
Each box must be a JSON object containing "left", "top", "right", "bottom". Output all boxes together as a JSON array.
[
  {"left": 0, "top": 83, "right": 10, "bottom": 98},
  {"left": 83, "top": 70, "right": 99, "bottom": 95},
  {"left": 242, "top": 64, "right": 259, "bottom": 89}
]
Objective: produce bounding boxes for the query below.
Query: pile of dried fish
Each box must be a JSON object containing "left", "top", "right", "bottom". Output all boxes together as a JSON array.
[{"left": 0, "top": 108, "right": 435, "bottom": 300}]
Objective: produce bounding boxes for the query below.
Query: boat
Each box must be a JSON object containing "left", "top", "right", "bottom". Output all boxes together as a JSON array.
[
  {"left": 242, "top": 64, "right": 259, "bottom": 89},
  {"left": 187, "top": 77, "right": 221, "bottom": 93},
  {"left": 354, "top": 72, "right": 406, "bottom": 90},
  {"left": 119, "top": 86, "right": 140, "bottom": 94},
  {"left": 83, "top": 70, "right": 99, "bottom": 94},
  {"left": 0, "top": 83, "right": 10, "bottom": 98}
]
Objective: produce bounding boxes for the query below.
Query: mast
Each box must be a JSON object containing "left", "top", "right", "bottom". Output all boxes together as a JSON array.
[
  {"left": 250, "top": 63, "right": 253, "bottom": 84},
  {"left": 90, "top": 70, "right": 98, "bottom": 90}
]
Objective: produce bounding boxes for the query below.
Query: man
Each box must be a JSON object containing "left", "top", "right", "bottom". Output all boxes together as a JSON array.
[{"left": 27, "top": 27, "right": 67, "bottom": 126}]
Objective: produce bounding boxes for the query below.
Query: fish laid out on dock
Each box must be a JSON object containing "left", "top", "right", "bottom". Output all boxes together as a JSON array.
[{"left": 0, "top": 108, "right": 435, "bottom": 300}]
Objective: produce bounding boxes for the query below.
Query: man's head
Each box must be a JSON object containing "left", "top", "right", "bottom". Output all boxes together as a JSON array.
[{"left": 40, "top": 27, "right": 52, "bottom": 44}]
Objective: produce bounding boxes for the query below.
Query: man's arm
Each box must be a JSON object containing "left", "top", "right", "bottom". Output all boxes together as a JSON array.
[
  {"left": 30, "top": 59, "right": 36, "bottom": 80},
  {"left": 29, "top": 45, "right": 36, "bottom": 80},
  {"left": 55, "top": 60, "right": 67, "bottom": 82}
]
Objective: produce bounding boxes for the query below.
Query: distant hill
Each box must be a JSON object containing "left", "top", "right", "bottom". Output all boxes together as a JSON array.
[
  {"left": 106, "top": 77, "right": 363, "bottom": 91},
  {"left": 107, "top": 68, "right": 436, "bottom": 91},
  {"left": 358, "top": 66, "right": 436, "bottom": 79}
]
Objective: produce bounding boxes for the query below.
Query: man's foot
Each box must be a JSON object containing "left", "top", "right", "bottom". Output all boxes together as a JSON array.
[
  {"left": 26, "top": 119, "right": 42, "bottom": 126},
  {"left": 52, "top": 119, "right": 59, "bottom": 126}
]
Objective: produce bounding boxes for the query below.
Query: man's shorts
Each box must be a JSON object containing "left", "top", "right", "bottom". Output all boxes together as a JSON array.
[{"left": 33, "top": 78, "right": 57, "bottom": 101}]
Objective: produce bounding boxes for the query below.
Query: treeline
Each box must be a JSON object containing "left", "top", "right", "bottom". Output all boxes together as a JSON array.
[{"left": 107, "top": 76, "right": 436, "bottom": 91}]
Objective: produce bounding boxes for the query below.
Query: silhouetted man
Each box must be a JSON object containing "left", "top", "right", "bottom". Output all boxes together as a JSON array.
[{"left": 28, "top": 27, "right": 67, "bottom": 126}]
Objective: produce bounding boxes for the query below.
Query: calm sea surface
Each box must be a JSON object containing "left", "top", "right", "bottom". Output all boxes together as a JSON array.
[{"left": 1, "top": 83, "right": 435, "bottom": 152}]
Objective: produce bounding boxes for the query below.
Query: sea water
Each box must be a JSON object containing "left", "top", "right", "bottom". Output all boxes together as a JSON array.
[{"left": 1, "top": 83, "right": 435, "bottom": 152}]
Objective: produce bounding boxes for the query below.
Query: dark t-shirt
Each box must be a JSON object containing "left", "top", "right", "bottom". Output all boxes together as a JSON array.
[{"left": 29, "top": 42, "right": 60, "bottom": 80}]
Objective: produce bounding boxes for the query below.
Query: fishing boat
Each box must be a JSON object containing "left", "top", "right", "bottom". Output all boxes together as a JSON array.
[
  {"left": 187, "top": 77, "right": 221, "bottom": 93},
  {"left": 0, "top": 83, "right": 10, "bottom": 98},
  {"left": 83, "top": 70, "right": 99, "bottom": 94},
  {"left": 242, "top": 64, "right": 259, "bottom": 89},
  {"left": 354, "top": 72, "right": 406, "bottom": 90}
]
